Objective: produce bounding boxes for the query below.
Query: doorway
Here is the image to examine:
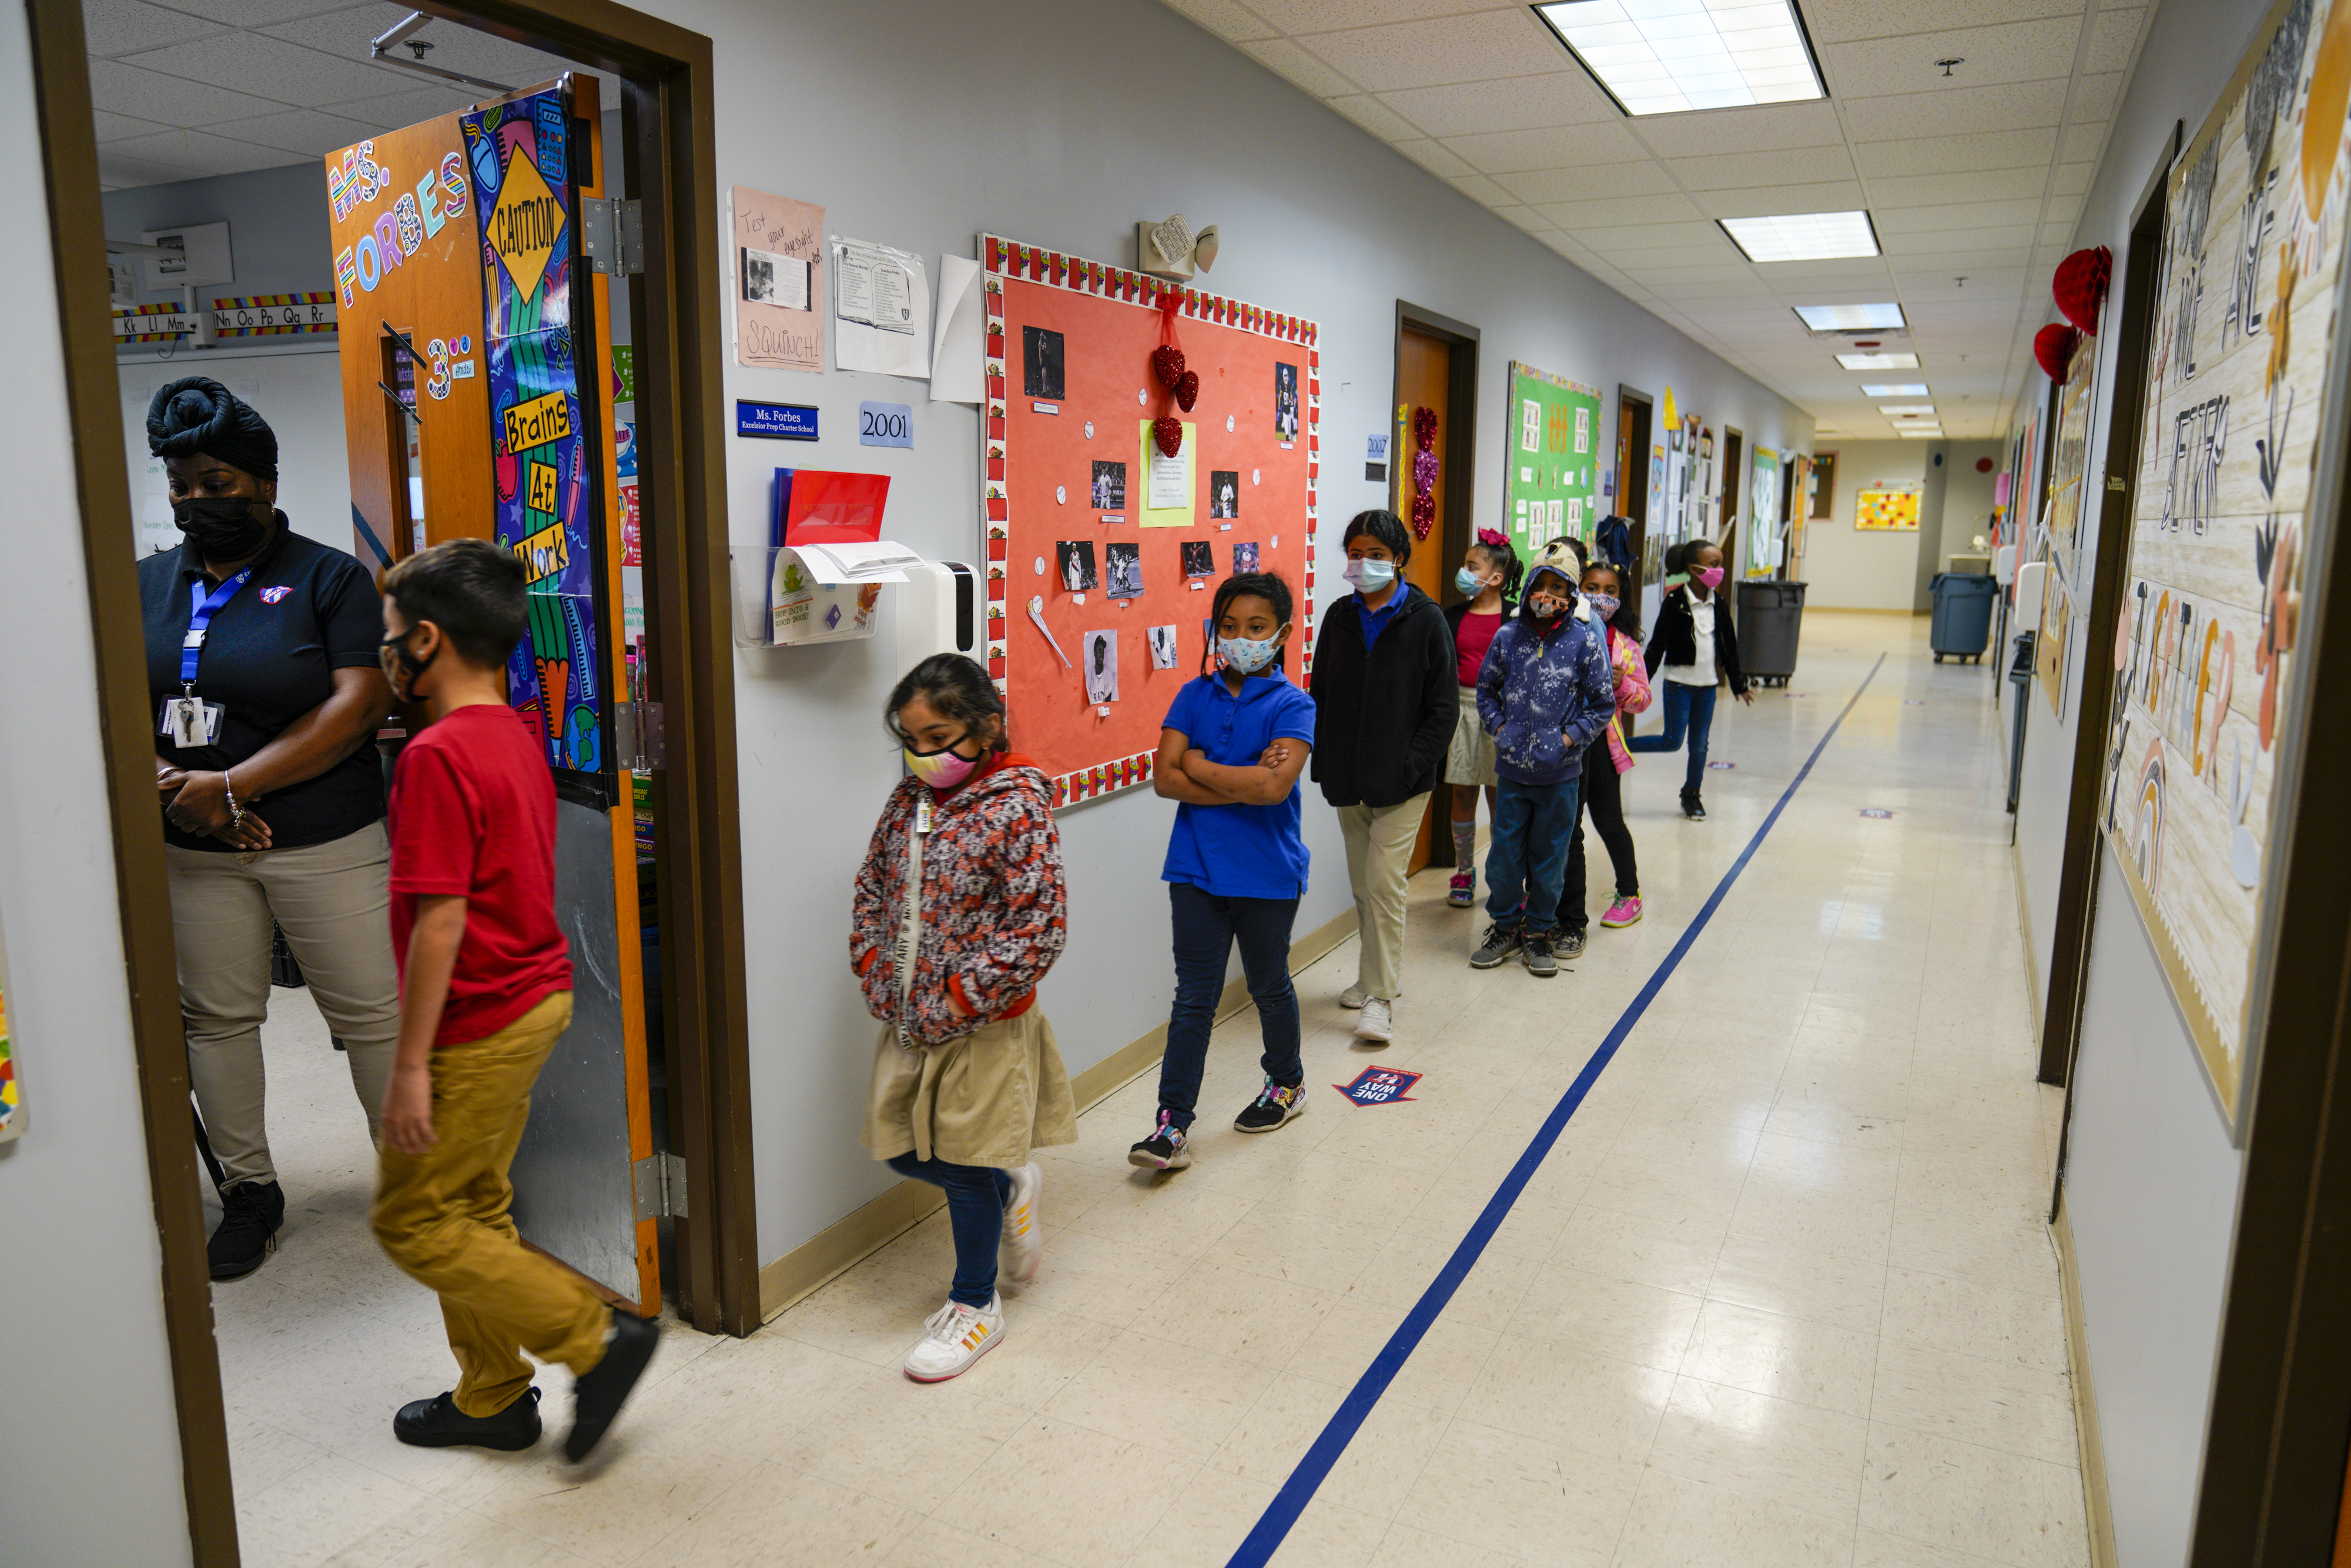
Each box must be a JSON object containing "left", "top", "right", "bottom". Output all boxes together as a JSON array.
[
  {"left": 1391, "top": 303, "right": 1478, "bottom": 874},
  {"left": 1616, "top": 386, "right": 1655, "bottom": 611}
]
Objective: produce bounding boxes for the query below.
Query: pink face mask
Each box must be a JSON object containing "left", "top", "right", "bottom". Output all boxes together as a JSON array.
[
  {"left": 1693, "top": 565, "right": 1725, "bottom": 590},
  {"left": 905, "top": 746, "right": 979, "bottom": 789}
]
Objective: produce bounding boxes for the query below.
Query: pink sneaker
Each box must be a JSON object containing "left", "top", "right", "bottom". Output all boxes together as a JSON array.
[
  {"left": 1601, "top": 894, "right": 1643, "bottom": 928},
  {"left": 1447, "top": 871, "right": 1474, "bottom": 907}
]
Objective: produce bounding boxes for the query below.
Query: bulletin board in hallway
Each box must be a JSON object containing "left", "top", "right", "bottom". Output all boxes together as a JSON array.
[
  {"left": 1501, "top": 361, "right": 1602, "bottom": 552},
  {"left": 2099, "top": 0, "right": 2351, "bottom": 1134},
  {"left": 980, "top": 236, "right": 1319, "bottom": 808}
]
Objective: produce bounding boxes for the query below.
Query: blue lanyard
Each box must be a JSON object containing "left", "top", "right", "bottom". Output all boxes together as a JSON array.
[{"left": 180, "top": 568, "right": 253, "bottom": 692}]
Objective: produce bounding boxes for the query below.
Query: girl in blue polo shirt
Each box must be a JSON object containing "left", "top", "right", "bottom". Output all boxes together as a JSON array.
[{"left": 1131, "top": 572, "right": 1318, "bottom": 1171}]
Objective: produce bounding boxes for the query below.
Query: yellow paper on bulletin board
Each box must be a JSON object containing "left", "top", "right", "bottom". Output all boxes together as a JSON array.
[
  {"left": 1136, "top": 420, "right": 1198, "bottom": 528},
  {"left": 1855, "top": 487, "right": 1921, "bottom": 531}
]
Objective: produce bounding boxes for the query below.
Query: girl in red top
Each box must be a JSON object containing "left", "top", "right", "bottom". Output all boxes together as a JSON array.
[
  {"left": 852, "top": 654, "right": 1076, "bottom": 1382},
  {"left": 1443, "top": 530, "right": 1521, "bottom": 907}
]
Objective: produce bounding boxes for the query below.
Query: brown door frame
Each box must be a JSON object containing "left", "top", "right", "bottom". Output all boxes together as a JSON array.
[
  {"left": 1616, "top": 385, "right": 1655, "bottom": 602},
  {"left": 1393, "top": 302, "right": 1479, "bottom": 870},
  {"left": 26, "top": 0, "right": 755, "bottom": 1557}
]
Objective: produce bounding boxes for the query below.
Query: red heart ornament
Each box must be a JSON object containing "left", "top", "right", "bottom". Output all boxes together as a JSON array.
[
  {"left": 1152, "top": 344, "right": 1186, "bottom": 390},
  {"left": 2034, "top": 322, "right": 2081, "bottom": 383},
  {"left": 2052, "top": 246, "right": 2113, "bottom": 334},
  {"left": 1153, "top": 416, "right": 1184, "bottom": 457},
  {"left": 1174, "top": 370, "right": 1200, "bottom": 411}
]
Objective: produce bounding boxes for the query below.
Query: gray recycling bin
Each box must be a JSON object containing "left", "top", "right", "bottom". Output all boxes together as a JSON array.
[
  {"left": 1736, "top": 579, "right": 1806, "bottom": 688},
  {"left": 1929, "top": 572, "right": 2000, "bottom": 664}
]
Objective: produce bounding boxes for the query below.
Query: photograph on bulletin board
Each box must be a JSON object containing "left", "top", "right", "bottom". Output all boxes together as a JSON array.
[
  {"left": 979, "top": 236, "right": 1319, "bottom": 808},
  {"left": 1502, "top": 361, "right": 1602, "bottom": 554}
]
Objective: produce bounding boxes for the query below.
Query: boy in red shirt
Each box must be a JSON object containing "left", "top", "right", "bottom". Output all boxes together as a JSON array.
[{"left": 370, "top": 539, "right": 657, "bottom": 1460}]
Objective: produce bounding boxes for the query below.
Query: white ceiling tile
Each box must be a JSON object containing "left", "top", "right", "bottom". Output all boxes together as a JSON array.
[
  {"left": 1534, "top": 192, "right": 1707, "bottom": 228},
  {"left": 1155, "top": 0, "right": 1281, "bottom": 42},
  {"left": 2071, "top": 71, "right": 2124, "bottom": 121},
  {"left": 118, "top": 33, "right": 408, "bottom": 108},
  {"left": 1579, "top": 220, "right": 1732, "bottom": 251},
  {"left": 1820, "top": 16, "right": 2084, "bottom": 98},
  {"left": 1667, "top": 146, "right": 1857, "bottom": 191},
  {"left": 1237, "top": 36, "right": 1362, "bottom": 96},
  {"left": 2042, "top": 192, "right": 2084, "bottom": 227},
  {"left": 204, "top": 106, "right": 377, "bottom": 155},
  {"left": 1900, "top": 270, "right": 2030, "bottom": 298},
  {"left": 263, "top": 3, "right": 577, "bottom": 88},
  {"left": 87, "top": 56, "right": 283, "bottom": 125},
  {"left": 1495, "top": 163, "right": 1675, "bottom": 203},
  {"left": 101, "top": 126, "right": 310, "bottom": 177},
  {"left": 1853, "top": 128, "right": 2057, "bottom": 176},
  {"left": 1394, "top": 138, "right": 1477, "bottom": 179},
  {"left": 336, "top": 84, "right": 483, "bottom": 125},
  {"left": 1866, "top": 166, "right": 2053, "bottom": 206},
  {"left": 1590, "top": 242, "right": 1746, "bottom": 273},
  {"left": 1446, "top": 172, "right": 1514, "bottom": 205},
  {"left": 155, "top": 0, "right": 367, "bottom": 21},
  {"left": 1495, "top": 205, "right": 1559, "bottom": 235},
  {"left": 1325, "top": 93, "right": 1426, "bottom": 141},
  {"left": 93, "top": 109, "right": 173, "bottom": 141},
  {"left": 1887, "top": 249, "right": 2037, "bottom": 276},
  {"left": 2057, "top": 119, "right": 2110, "bottom": 162},
  {"left": 1874, "top": 196, "right": 2048, "bottom": 232},
  {"left": 98, "top": 148, "right": 205, "bottom": 188},
  {"left": 1294, "top": 9, "right": 1563, "bottom": 93},
  {"left": 1376, "top": 73, "right": 1616, "bottom": 138},
  {"left": 1880, "top": 224, "right": 2038, "bottom": 255},
  {"left": 1841, "top": 78, "right": 2071, "bottom": 139},
  {"left": 2050, "top": 160, "right": 2095, "bottom": 196},
  {"left": 1694, "top": 182, "right": 1870, "bottom": 219},
  {"left": 1629, "top": 100, "right": 1845, "bottom": 158},
  {"left": 84, "top": 0, "right": 227, "bottom": 56},
  {"left": 2083, "top": 7, "right": 2149, "bottom": 74},
  {"left": 1442, "top": 120, "right": 1645, "bottom": 174},
  {"left": 1245, "top": 0, "right": 1515, "bottom": 28},
  {"left": 1801, "top": 0, "right": 2086, "bottom": 47}
]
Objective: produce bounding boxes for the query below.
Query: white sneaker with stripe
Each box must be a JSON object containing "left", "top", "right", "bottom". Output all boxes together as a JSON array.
[
  {"left": 903, "top": 1294, "right": 1004, "bottom": 1382},
  {"left": 999, "top": 1163, "right": 1043, "bottom": 1285}
]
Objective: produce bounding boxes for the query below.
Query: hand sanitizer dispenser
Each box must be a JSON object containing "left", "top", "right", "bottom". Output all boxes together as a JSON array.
[{"left": 897, "top": 561, "right": 977, "bottom": 669}]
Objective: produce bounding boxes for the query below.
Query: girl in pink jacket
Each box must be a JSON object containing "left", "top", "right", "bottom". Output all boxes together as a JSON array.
[{"left": 1559, "top": 558, "right": 1652, "bottom": 952}]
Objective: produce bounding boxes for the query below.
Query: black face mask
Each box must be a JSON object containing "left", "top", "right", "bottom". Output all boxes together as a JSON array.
[{"left": 173, "top": 495, "right": 274, "bottom": 561}]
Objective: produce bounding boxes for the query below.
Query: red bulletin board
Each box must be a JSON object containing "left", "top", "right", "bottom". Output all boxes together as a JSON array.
[{"left": 980, "top": 235, "right": 1321, "bottom": 808}]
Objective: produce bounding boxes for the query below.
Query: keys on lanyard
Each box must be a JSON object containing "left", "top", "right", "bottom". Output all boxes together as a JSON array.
[{"left": 159, "top": 567, "right": 253, "bottom": 749}]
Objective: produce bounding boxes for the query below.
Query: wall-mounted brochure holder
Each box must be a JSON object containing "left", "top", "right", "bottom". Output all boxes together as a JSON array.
[{"left": 731, "top": 539, "right": 926, "bottom": 648}]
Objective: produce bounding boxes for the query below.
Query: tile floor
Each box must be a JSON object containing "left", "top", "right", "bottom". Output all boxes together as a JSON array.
[{"left": 213, "top": 613, "right": 2086, "bottom": 1567}]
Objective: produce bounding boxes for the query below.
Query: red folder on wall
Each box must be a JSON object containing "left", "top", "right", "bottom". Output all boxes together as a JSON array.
[{"left": 773, "top": 469, "right": 890, "bottom": 546}]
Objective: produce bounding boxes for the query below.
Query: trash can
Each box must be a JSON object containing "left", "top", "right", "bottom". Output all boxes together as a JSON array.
[
  {"left": 1736, "top": 579, "right": 1806, "bottom": 688},
  {"left": 1929, "top": 572, "right": 2000, "bottom": 664}
]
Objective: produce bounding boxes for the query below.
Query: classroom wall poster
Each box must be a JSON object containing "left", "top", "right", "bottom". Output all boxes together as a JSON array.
[
  {"left": 732, "top": 187, "right": 824, "bottom": 372},
  {"left": 1854, "top": 485, "right": 1923, "bottom": 531},
  {"left": 1501, "top": 361, "right": 1602, "bottom": 551},
  {"left": 2101, "top": 0, "right": 2351, "bottom": 1131},
  {"left": 1750, "top": 448, "right": 1780, "bottom": 569}
]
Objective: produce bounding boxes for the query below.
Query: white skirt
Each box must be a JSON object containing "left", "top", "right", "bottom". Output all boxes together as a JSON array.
[{"left": 1445, "top": 684, "right": 1497, "bottom": 787}]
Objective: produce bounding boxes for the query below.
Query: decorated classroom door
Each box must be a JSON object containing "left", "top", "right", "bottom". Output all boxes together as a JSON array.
[{"left": 327, "top": 78, "right": 660, "bottom": 1312}]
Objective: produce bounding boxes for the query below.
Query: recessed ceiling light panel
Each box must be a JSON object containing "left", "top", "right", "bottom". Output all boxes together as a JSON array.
[
  {"left": 1897, "top": 428, "right": 1945, "bottom": 438},
  {"left": 1719, "top": 211, "right": 1878, "bottom": 263},
  {"left": 1794, "top": 302, "right": 1907, "bottom": 331},
  {"left": 1881, "top": 404, "right": 1936, "bottom": 414},
  {"left": 1837, "top": 351, "right": 1920, "bottom": 369},
  {"left": 1533, "top": 0, "right": 1827, "bottom": 118},
  {"left": 1861, "top": 383, "right": 1930, "bottom": 396}
]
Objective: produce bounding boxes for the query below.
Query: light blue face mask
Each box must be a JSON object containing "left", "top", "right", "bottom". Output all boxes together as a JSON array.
[
  {"left": 1218, "top": 634, "right": 1282, "bottom": 673},
  {"left": 1455, "top": 567, "right": 1487, "bottom": 597},
  {"left": 1344, "top": 557, "right": 1397, "bottom": 593}
]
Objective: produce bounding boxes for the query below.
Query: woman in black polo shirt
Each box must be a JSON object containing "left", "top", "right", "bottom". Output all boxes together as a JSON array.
[{"left": 140, "top": 378, "right": 399, "bottom": 1281}]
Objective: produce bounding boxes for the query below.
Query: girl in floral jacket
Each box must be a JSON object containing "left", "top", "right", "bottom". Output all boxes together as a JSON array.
[
  {"left": 852, "top": 654, "right": 1076, "bottom": 1382},
  {"left": 1560, "top": 558, "right": 1653, "bottom": 950}
]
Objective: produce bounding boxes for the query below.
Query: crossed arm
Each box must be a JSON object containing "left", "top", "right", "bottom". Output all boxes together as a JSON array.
[{"left": 1153, "top": 725, "right": 1312, "bottom": 806}]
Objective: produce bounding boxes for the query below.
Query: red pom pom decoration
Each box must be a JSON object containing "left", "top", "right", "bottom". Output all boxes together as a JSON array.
[
  {"left": 1153, "top": 416, "right": 1184, "bottom": 457},
  {"left": 2052, "top": 246, "right": 2113, "bottom": 334},
  {"left": 1174, "top": 370, "right": 1200, "bottom": 412},
  {"left": 2034, "top": 322, "right": 2081, "bottom": 383},
  {"left": 1152, "top": 344, "right": 1186, "bottom": 391},
  {"left": 1409, "top": 493, "right": 1435, "bottom": 539}
]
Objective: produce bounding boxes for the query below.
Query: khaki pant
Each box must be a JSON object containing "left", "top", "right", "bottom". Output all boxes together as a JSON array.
[
  {"left": 1338, "top": 793, "right": 1431, "bottom": 1003},
  {"left": 371, "top": 991, "right": 609, "bottom": 1418},
  {"left": 864, "top": 1009, "right": 1077, "bottom": 1168},
  {"left": 166, "top": 821, "right": 401, "bottom": 1186}
]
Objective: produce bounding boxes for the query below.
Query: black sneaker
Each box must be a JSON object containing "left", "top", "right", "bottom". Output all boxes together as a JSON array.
[
  {"left": 394, "top": 1387, "right": 542, "bottom": 1451},
  {"left": 1234, "top": 1078, "right": 1307, "bottom": 1134},
  {"left": 1553, "top": 926, "right": 1589, "bottom": 960},
  {"left": 1470, "top": 922, "right": 1522, "bottom": 969},
  {"left": 1680, "top": 789, "right": 1707, "bottom": 820},
  {"left": 565, "top": 1308, "right": 660, "bottom": 1462},
  {"left": 1128, "top": 1110, "right": 1193, "bottom": 1170},
  {"left": 1521, "top": 929, "right": 1560, "bottom": 977},
  {"left": 207, "top": 1179, "right": 284, "bottom": 1281}
]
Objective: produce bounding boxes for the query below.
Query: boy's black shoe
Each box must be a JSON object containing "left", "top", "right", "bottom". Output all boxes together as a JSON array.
[
  {"left": 1471, "top": 922, "right": 1522, "bottom": 969},
  {"left": 1680, "top": 789, "right": 1707, "bottom": 821},
  {"left": 1522, "top": 929, "right": 1560, "bottom": 978},
  {"left": 565, "top": 1308, "right": 660, "bottom": 1462},
  {"left": 394, "top": 1387, "right": 542, "bottom": 1451},
  {"left": 208, "top": 1179, "right": 285, "bottom": 1281},
  {"left": 1552, "top": 926, "right": 1589, "bottom": 960}
]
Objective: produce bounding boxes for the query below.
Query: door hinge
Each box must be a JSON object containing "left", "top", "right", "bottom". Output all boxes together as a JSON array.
[
  {"left": 581, "top": 197, "right": 644, "bottom": 276},
  {"left": 612, "top": 701, "right": 666, "bottom": 770},
  {"left": 634, "top": 1151, "right": 688, "bottom": 1220}
]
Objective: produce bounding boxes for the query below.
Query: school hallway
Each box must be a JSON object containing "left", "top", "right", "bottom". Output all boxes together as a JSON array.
[{"left": 214, "top": 610, "right": 2081, "bottom": 1568}]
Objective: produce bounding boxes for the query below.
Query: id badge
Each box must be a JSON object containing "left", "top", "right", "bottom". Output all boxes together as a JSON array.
[{"left": 159, "top": 695, "right": 223, "bottom": 748}]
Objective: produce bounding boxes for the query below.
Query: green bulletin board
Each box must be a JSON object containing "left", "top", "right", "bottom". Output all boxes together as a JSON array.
[{"left": 1503, "top": 360, "right": 1603, "bottom": 552}]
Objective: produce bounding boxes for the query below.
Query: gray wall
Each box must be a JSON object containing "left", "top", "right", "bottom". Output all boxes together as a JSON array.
[
  {"left": 1807, "top": 440, "right": 1929, "bottom": 609},
  {"left": 659, "top": 0, "right": 1814, "bottom": 1266},
  {"left": 0, "top": 3, "right": 195, "bottom": 1559},
  {"left": 2012, "top": 0, "right": 2274, "bottom": 1562}
]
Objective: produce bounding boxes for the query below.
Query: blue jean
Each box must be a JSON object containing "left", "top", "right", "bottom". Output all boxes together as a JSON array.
[
  {"left": 1485, "top": 775, "right": 1582, "bottom": 930},
  {"left": 1629, "top": 679, "right": 1717, "bottom": 793},
  {"left": 1161, "top": 881, "right": 1301, "bottom": 1131},
  {"left": 886, "top": 1152, "right": 1013, "bottom": 1308}
]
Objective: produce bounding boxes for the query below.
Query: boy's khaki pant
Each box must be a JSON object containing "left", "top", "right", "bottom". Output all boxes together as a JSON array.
[
  {"left": 1338, "top": 793, "right": 1431, "bottom": 1003},
  {"left": 371, "top": 991, "right": 609, "bottom": 1417}
]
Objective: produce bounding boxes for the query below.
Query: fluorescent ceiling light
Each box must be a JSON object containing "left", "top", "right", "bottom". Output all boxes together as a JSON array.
[
  {"left": 1881, "top": 404, "right": 1936, "bottom": 414},
  {"left": 1838, "top": 351, "right": 1920, "bottom": 369},
  {"left": 1719, "top": 211, "right": 1878, "bottom": 263},
  {"left": 1897, "top": 428, "right": 1945, "bottom": 438},
  {"left": 1861, "top": 383, "right": 1929, "bottom": 396},
  {"left": 1794, "top": 302, "right": 1907, "bottom": 331},
  {"left": 1533, "top": 0, "right": 1826, "bottom": 118}
]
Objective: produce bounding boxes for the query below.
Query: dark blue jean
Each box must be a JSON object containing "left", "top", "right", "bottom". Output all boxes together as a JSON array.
[
  {"left": 886, "top": 1152, "right": 1013, "bottom": 1308},
  {"left": 1485, "top": 775, "right": 1581, "bottom": 930},
  {"left": 1629, "top": 679, "right": 1717, "bottom": 793},
  {"left": 1162, "top": 881, "right": 1301, "bottom": 1131}
]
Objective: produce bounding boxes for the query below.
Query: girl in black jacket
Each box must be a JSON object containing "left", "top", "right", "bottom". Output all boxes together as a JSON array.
[
  {"left": 1309, "top": 510, "right": 1456, "bottom": 1046},
  {"left": 1632, "top": 538, "right": 1751, "bottom": 819}
]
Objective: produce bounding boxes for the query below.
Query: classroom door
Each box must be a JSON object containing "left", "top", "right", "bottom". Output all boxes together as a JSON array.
[
  {"left": 327, "top": 76, "right": 660, "bottom": 1313},
  {"left": 1394, "top": 327, "right": 1452, "bottom": 874},
  {"left": 1616, "top": 388, "right": 1654, "bottom": 614}
]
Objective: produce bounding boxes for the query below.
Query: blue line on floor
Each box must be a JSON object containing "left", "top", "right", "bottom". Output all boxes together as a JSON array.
[{"left": 1225, "top": 652, "right": 1888, "bottom": 1567}]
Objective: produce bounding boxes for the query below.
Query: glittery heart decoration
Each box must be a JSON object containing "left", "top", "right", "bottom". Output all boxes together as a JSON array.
[
  {"left": 1174, "top": 370, "right": 1200, "bottom": 411},
  {"left": 1409, "top": 494, "right": 1435, "bottom": 539},
  {"left": 1152, "top": 344, "right": 1186, "bottom": 390},
  {"left": 1153, "top": 416, "right": 1184, "bottom": 457}
]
